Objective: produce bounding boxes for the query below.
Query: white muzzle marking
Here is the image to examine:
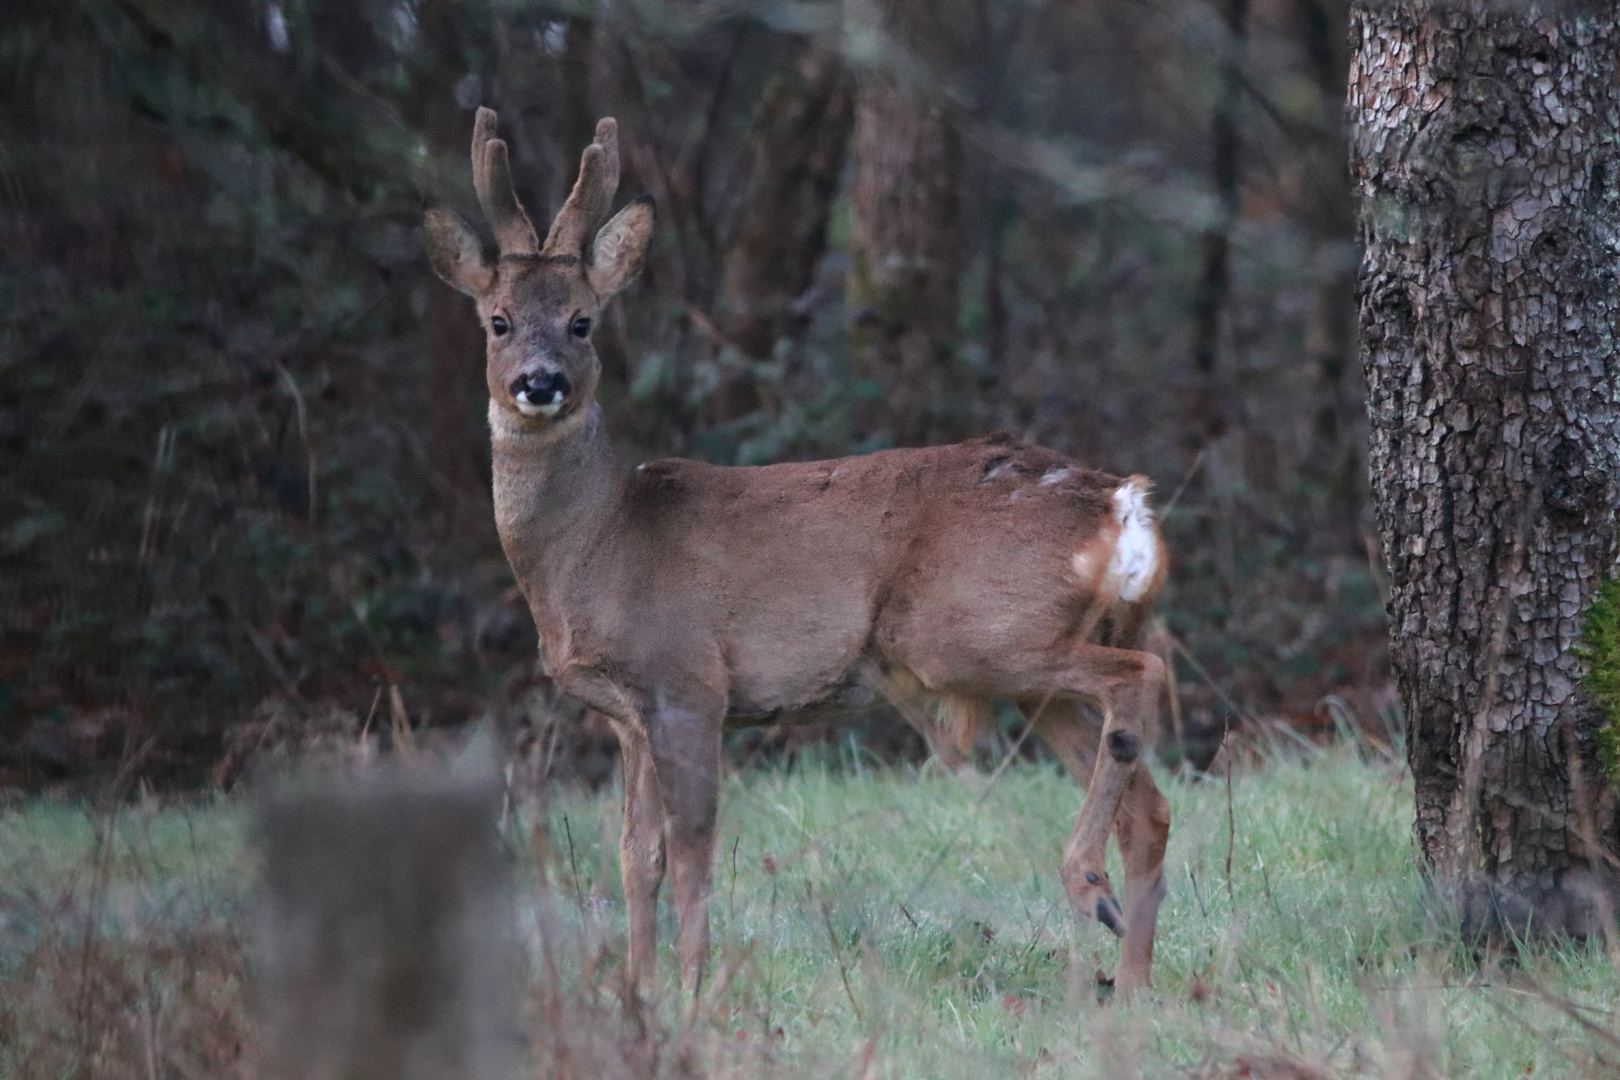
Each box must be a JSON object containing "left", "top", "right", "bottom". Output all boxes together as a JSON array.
[{"left": 514, "top": 389, "right": 566, "bottom": 417}]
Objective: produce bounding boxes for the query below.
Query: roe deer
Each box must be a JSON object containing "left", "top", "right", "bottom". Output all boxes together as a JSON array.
[{"left": 426, "top": 109, "right": 1172, "bottom": 996}]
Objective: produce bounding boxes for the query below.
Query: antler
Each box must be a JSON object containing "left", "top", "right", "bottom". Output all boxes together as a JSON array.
[
  {"left": 543, "top": 118, "right": 621, "bottom": 258},
  {"left": 471, "top": 108, "right": 539, "bottom": 256}
]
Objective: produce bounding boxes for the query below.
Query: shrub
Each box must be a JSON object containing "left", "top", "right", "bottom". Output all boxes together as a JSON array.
[{"left": 1579, "top": 574, "right": 1620, "bottom": 787}]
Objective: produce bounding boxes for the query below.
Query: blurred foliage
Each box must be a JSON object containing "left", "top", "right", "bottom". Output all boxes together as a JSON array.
[
  {"left": 0, "top": 0, "right": 1386, "bottom": 788},
  {"left": 1579, "top": 575, "right": 1620, "bottom": 789}
]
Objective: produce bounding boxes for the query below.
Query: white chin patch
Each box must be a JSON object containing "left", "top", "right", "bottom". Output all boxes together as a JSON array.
[{"left": 514, "top": 390, "right": 566, "bottom": 418}]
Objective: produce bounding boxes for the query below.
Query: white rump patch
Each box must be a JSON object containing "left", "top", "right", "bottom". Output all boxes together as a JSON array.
[{"left": 1106, "top": 479, "right": 1159, "bottom": 602}]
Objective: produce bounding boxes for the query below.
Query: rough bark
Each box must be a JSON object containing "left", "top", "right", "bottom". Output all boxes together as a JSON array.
[
  {"left": 848, "top": 0, "right": 963, "bottom": 447},
  {"left": 719, "top": 44, "right": 853, "bottom": 361},
  {"left": 1350, "top": 2, "right": 1620, "bottom": 935}
]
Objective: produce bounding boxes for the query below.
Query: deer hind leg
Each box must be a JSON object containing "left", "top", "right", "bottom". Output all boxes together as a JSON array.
[
  {"left": 1023, "top": 698, "right": 1125, "bottom": 934},
  {"left": 892, "top": 697, "right": 971, "bottom": 774},
  {"left": 1019, "top": 643, "right": 1165, "bottom": 990},
  {"left": 611, "top": 719, "right": 666, "bottom": 989},
  {"left": 885, "top": 671, "right": 985, "bottom": 776},
  {"left": 645, "top": 696, "right": 723, "bottom": 994},
  {"left": 1113, "top": 767, "right": 1170, "bottom": 996}
]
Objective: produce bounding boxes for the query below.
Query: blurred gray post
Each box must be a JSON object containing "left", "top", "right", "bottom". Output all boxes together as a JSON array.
[{"left": 254, "top": 761, "right": 522, "bottom": 1080}]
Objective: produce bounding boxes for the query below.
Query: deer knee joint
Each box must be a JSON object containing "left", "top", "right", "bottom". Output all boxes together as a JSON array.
[{"left": 1106, "top": 728, "right": 1142, "bottom": 763}]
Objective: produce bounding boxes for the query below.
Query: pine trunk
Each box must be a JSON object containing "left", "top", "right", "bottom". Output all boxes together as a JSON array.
[{"left": 1350, "top": 2, "right": 1620, "bottom": 934}]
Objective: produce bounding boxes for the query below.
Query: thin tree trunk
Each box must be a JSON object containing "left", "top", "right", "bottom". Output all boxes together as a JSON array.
[
  {"left": 847, "top": 0, "right": 963, "bottom": 447},
  {"left": 1294, "top": 0, "right": 1361, "bottom": 551},
  {"left": 1350, "top": 2, "right": 1620, "bottom": 935},
  {"left": 416, "top": 0, "right": 486, "bottom": 500},
  {"left": 1187, "top": 0, "right": 1248, "bottom": 446},
  {"left": 1302, "top": 250, "right": 1360, "bottom": 544},
  {"left": 719, "top": 44, "right": 853, "bottom": 361}
]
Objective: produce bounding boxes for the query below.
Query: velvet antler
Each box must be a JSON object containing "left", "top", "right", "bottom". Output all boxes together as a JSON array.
[
  {"left": 543, "top": 118, "right": 621, "bottom": 258},
  {"left": 471, "top": 107, "right": 539, "bottom": 255}
]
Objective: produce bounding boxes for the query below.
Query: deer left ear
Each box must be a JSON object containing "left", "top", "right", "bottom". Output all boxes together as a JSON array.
[
  {"left": 425, "top": 209, "right": 494, "bottom": 296},
  {"left": 586, "top": 196, "right": 655, "bottom": 300}
]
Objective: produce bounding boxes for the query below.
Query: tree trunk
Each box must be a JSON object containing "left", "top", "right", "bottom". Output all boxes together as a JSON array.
[
  {"left": 1350, "top": 2, "right": 1620, "bottom": 935},
  {"left": 847, "top": 0, "right": 963, "bottom": 447},
  {"left": 415, "top": 0, "right": 487, "bottom": 501},
  {"left": 1294, "top": 0, "right": 1362, "bottom": 553},
  {"left": 719, "top": 44, "right": 853, "bottom": 361},
  {"left": 1186, "top": 0, "right": 1248, "bottom": 448}
]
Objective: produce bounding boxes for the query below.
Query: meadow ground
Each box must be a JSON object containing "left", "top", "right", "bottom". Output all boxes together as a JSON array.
[{"left": 2, "top": 742, "right": 1618, "bottom": 1078}]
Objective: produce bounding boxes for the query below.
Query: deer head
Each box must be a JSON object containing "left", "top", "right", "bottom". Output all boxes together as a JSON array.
[{"left": 425, "top": 109, "right": 655, "bottom": 431}]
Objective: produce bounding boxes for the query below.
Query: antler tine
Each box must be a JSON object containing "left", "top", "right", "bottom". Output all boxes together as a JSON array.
[
  {"left": 471, "top": 106, "right": 498, "bottom": 164},
  {"left": 471, "top": 107, "right": 539, "bottom": 256},
  {"left": 542, "top": 118, "right": 621, "bottom": 258},
  {"left": 594, "top": 117, "right": 621, "bottom": 206}
]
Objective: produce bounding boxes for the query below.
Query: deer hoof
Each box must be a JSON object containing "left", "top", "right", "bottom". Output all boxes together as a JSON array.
[
  {"left": 1064, "top": 865, "right": 1126, "bottom": 936},
  {"left": 1095, "top": 893, "right": 1126, "bottom": 938}
]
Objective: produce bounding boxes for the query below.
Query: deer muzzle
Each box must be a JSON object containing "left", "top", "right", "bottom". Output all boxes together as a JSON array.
[{"left": 509, "top": 369, "right": 572, "bottom": 417}]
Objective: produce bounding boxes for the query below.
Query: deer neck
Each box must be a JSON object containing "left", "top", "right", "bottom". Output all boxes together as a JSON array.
[{"left": 489, "top": 401, "right": 619, "bottom": 616}]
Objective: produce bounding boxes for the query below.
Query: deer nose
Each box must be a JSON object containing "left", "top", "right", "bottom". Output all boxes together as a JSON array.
[{"left": 510, "top": 370, "right": 572, "bottom": 417}]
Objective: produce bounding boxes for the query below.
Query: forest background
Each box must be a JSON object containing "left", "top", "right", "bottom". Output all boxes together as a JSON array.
[{"left": 0, "top": 0, "right": 1383, "bottom": 789}]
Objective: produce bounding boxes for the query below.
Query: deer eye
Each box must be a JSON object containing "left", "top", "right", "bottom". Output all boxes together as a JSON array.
[
  {"left": 570, "top": 316, "right": 591, "bottom": 339},
  {"left": 490, "top": 315, "right": 510, "bottom": 337}
]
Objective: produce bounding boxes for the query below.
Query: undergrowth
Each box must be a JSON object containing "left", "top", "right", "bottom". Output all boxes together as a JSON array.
[
  {"left": 1580, "top": 574, "right": 1620, "bottom": 787},
  {"left": 2, "top": 745, "right": 1618, "bottom": 1078}
]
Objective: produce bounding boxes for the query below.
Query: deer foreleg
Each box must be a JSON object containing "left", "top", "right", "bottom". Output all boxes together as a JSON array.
[
  {"left": 616, "top": 723, "right": 666, "bottom": 989},
  {"left": 646, "top": 696, "right": 723, "bottom": 995}
]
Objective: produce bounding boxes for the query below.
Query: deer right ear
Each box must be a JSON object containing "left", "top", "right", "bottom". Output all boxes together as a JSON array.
[
  {"left": 586, "top": 196, "right": 655, "bottom": 300},
  {"left": 425, "top": 209, "right": 494, "bottom": 296}
]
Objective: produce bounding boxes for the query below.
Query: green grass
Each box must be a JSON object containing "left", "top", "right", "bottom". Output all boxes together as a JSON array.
[
  {"left": 4, "top": 748, "right": 1619, "bottom": 1077},
  {"left": 537, "top": 748, "right": 1620, "bottom": 1077}
]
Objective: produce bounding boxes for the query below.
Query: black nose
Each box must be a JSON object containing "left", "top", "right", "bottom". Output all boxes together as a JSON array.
[{"left": 510, "top": 370, "right": 571, "bottom": 401}]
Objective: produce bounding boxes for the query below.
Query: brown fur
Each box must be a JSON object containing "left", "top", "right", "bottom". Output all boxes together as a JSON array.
[{"left": 427, "top": 110, "right": 1175, "bottom": 997}]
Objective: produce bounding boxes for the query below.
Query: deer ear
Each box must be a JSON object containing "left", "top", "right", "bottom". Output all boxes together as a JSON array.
[
  {"left": 586, "top": 196, "right": 655, "bottom": 300},
  {"left": 425, "top": 209, "right": 494, "bottom": 296}
]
